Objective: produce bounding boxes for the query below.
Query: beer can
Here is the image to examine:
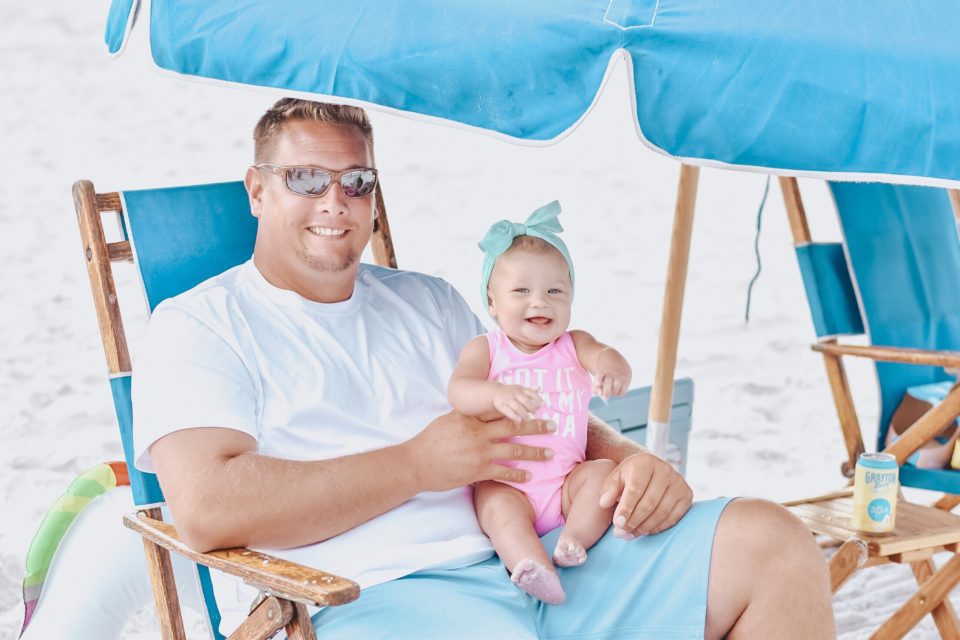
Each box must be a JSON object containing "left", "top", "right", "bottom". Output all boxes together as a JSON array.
[{"left": 852, "top": 453, "right": 899, "bottom": 534}]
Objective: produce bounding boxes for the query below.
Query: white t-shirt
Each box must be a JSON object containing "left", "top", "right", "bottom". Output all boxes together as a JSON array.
[{"left": 132, "top": 260, "right": 493, "bottom": 631}]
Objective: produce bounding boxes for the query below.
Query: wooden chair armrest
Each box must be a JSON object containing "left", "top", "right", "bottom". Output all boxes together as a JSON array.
[
  {"left": 812, "top": 343, "right": 960, "bottom": 369},
  {"left": 123, "top": 513, "right": 359, "bottom": 607}
]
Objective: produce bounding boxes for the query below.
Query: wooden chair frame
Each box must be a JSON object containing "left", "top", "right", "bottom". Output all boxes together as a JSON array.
[
  {"left": 72, "top": 179, "right": 397, "bottom": 639},
  {"left": 779, "top": 177, "right": 960, "bottom": 639}
]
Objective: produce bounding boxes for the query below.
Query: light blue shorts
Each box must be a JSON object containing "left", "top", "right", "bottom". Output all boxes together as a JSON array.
[{"left": 312, "top": 497, "right": 733, "bottom": 639}]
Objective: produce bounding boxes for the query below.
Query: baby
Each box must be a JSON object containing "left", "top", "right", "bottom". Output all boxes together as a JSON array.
[{"left": 447, "top": 201, "right": 632, "bottom": 604}]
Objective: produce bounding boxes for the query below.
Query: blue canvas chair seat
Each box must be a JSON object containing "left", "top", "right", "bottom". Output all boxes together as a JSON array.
[
  {"left": 792, "top": 183, "right": 960, "bottom": 489},
  {"left": 833, "top": 184, "right": 960, "bottom": 494},
  {"left": 779, "top": 178, "right": 960, "bottom": 639}
]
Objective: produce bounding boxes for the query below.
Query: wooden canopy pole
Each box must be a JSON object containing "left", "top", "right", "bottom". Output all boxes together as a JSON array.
[{"left": 648, "top": 164, "right": 700, "bottom": 458}]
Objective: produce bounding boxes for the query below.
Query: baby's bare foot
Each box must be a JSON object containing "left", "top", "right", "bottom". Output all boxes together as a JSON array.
[
  {"left": 553, "top": 536, "right": 588, "bottom": 567},
  {"left": 511, "top": 558, "right": 566, "bottom": 604}
]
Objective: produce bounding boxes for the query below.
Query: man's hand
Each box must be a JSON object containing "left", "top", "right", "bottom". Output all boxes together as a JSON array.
[
  {"left": 597, "top": 451, "right": 692, "bottom": 538},
  {"left": 493, "top": 384, "right": 543, "bottom": 422},
  {"left": 405, "top": 411, "right": 556, "bottom": 492}
]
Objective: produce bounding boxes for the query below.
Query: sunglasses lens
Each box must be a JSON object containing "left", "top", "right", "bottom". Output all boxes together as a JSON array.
[
  {"left": 274, "top": 166, "right": 377, "bottom": 198},
  {"left": 340, "top": 169, "right": 377, "bottom": 198},
  {"left": 285, "top": 168, "right": 333, "bottom": 196}
]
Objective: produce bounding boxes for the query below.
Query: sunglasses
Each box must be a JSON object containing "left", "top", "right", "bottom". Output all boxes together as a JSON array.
[{"left": 256, "top": 163, "right": 378, "bottom": 198}]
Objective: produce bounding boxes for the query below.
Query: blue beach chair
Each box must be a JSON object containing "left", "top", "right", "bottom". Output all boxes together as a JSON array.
[{"left": 780, "top": 178, "right": 960, "bottom": 639}]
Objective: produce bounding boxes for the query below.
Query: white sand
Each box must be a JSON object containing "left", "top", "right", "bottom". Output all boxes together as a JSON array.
[{"left": 1, "top": 2, "right": 955, "bottom": 638}]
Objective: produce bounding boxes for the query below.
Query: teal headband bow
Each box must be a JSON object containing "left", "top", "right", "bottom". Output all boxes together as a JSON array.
[{"left": 479, "top": 200, "right": 575, "bottom": 312}]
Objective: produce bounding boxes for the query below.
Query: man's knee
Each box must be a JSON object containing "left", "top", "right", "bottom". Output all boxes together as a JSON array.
[
  {"left": 708, "top": 500, "right": 834, "bottom": 638},
  {"left": 718, "top": 498, "right": 819, "bottom": 566}
]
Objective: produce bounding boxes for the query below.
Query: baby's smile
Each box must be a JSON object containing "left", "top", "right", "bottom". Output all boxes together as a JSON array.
[{"left": 526, "top": 316, "right": 553, "bottom": 326}]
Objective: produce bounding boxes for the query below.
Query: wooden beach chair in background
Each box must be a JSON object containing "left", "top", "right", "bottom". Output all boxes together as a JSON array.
[
  {"left": 71, "top": 178, "right": 695, "bottom": 638},
  {"left": 780, "top": 179, "right": 960, "bottom": 639}
]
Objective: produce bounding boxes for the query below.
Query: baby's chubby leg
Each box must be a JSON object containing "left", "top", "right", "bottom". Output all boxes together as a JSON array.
[
  {"left": 554, "top": 459, "right": 618, "bottom": 567},
  {"left": 473, "top": 480, "right": 565, "bottom": 604}
]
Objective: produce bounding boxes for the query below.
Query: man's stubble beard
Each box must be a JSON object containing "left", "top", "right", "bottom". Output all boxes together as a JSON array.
[{"left": 297, "top": 248, "right": 358, "bottom": 274}]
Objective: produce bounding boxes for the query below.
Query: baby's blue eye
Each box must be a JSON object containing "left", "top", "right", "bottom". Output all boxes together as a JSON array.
[
  {"left": 548, "top": 288, "right": 563, "bottom": 294},
  {"left": 514, "top": 288, "right": 529, "bottom": 294}
]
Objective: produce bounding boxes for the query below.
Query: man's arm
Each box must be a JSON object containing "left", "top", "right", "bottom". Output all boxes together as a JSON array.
[
  {"left": 586, "top": 414, "right": 693, "bottom": 538},
  {"left": 152, "top": 413, "right": 556, "bottom": 552}
]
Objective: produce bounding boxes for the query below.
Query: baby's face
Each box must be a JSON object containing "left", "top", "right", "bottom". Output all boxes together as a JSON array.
[{"left": 487, "top": 247, "right": 572, "bottom": 353}]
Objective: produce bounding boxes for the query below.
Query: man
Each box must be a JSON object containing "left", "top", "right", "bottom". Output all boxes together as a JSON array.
[{"left": 134, "top": 98, "right": 835, "bottom": 638}]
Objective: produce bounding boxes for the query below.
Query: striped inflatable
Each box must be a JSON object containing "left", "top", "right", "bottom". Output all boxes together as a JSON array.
[{"left": 20, "top": 461, "right": 129, "bottom": 636}]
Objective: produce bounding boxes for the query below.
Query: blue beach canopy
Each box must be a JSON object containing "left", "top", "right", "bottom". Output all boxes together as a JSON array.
[{"left": 107, "top": 0, "right": 960, "bottom": 187}]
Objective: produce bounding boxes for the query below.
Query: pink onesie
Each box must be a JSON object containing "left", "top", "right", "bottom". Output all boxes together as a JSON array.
[{"left": 485, "top": 330, "right": 592, "bottom": 535}]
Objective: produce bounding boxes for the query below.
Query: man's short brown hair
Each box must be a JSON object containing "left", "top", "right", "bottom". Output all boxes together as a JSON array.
[{"left": 253, "top": 98, "right": 374, "bottom": 162}]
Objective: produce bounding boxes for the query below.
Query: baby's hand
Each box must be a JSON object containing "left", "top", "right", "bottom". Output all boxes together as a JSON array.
[
  {"left": 493, "top": 385, "right": 542, "bottom": 423},
  {"left": 593, "top": 349, "right": 632, "bottom": 400}
]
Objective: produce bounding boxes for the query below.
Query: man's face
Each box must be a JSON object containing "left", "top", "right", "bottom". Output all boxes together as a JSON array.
[{"left": 246, "top": 119, "right": 376, "bottom": 292}]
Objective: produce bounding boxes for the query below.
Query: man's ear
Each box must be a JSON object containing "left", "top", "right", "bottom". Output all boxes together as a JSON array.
[{"left": 244, "top": 166, "right": 264, "bottom": 218}]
